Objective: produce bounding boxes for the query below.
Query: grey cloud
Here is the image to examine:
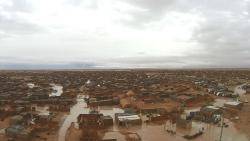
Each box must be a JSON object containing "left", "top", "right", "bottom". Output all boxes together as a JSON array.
[
  {"left": 121, "top": 0, "right": 176, "bottom": 27},
  {"left": 190, "top": 0, "right": 250, "bottom": 68},
  {"left": 65, "top": 0, "right": 83, "bottom": 6},
  {"left": 0, "top": 31, "right": 9, "bottom": 39},
  {"left": 0, "top": 14, "right": 43, "bottom": 38},
  {"left": 126, "top": 0, "right": 175, "bottom": 13},
  {"left": 0, "top": 62, "right": 99, "bottom": 70},
  {"left": 106, "top": 56, "right": 187, "bottom": 68},
  {"left": 121, "top": 0, "right": 247, "bottom": 27},
  {"left": 116, "top": 0, "right": 250, "bottom": 68},
  {"left": 1, "top": 0, "right": 32, "bottom": 12},
  {"left": 65, "top": 0, "right": 98, "bottom": 9},
  {"left": 1, "top": 0, "right": 250, "bottom": 69},
  {"left": 0, "top": 1, "right": 44, "bottom": 39}
]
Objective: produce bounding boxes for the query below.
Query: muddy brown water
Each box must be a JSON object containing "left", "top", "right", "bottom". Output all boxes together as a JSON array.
[
  {"left": 58, "top": 95, "right": 124, "bottom": 141},
  {"left": 58, "top": 84, "right": 249, "bottom": 141}
]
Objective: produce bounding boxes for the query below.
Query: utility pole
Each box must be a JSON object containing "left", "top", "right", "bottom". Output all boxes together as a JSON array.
[{"left": 219, "top": 114, "right": 224, "bottom": 141}]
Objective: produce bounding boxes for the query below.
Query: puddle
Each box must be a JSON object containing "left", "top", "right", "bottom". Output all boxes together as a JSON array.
[
  {"left": 27, "top": 83, "right": 35, "bottom": 88},
  {"left": 50, "top": 84, "right": 63, "bottom": 97},
  {"left": 213, "top": 98, "right": 232, "bottom": 107}
]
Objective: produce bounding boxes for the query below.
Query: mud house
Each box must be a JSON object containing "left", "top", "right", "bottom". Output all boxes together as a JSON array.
[
  {"left": 88, "top": 98, "right": 119, "bottom": 106},
  {"left": 77, "top": 114, "right": 104, "bottom": 129},
  {"left": 200, "top": 106, "right": 222, "bottom": 123},
  {"left": 183, "top": 108, "right": 200, "bottom": 120},
  {"left": 78, "top": 113, "right": 114, "bottom": 141},
  {"left": 101, "top": 115, "right": 113, "bottom": 127}
]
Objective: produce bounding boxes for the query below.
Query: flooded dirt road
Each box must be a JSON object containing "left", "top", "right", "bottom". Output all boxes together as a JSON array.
[
  {"left": 58, "top": 95, "right": 89, "bottom": 141},
  {"left": 58, "top": 95, "right": 124, "bottom": 141}
]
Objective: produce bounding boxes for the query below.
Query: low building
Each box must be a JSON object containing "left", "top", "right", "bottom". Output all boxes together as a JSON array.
[
  {"left": 200, "top": 106, "right": 222, "bottom": 123},
  {"left": 115, "top": 113, "right": 142, "bottom": 126},
  {"left": 224, "top": 101, "right": 244, "bottom": 110},
  {"left": 89, "top": 99, "right": 118, "bottom": 106},
  {"left": 77, "top": 114, "right": 103, "bottom": 129},
  {"left": 184, "top": 108, "right": 200, "bottom": 120},
  {"left": 101, "top": 115, "right": 113, "bottom": 127}
]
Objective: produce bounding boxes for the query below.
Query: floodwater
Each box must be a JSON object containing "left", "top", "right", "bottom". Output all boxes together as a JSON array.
[
  {"left": 110, "top": 119, "right": 249, "bottom": 141},
  {"left": 213, "top": 98, "right": 232, "bottom": 107},
  {"left": 191, "top": 119, "right": 249, "bottom": 141},
  {"left": 27, "top": 83, "right": 35, "bottom": 88},
  {"left": 213, "top": 84, "right": 247, "bottom": 107},
  {"left": 50, "top": 84, "right": 63, "bottom": 97},
  {"left": 57, "top": 84, "right": 249, "bottom": 141},
  {"left": 58, "top": 95, "right": 124, "bottom": 141}
]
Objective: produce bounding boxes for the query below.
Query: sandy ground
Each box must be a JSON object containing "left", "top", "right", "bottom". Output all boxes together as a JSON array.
[
  {"left": 0, "top": 118, "right": 10, "bottom": 141},
  {"left": 0, "top": 117, "right": 10, "bottom": 128},
  {"left": 235, "top": 95, "right": 250, "bottom": 140},
  {"left": 32, "top": 131, "right": 58, "bottom": 141}
]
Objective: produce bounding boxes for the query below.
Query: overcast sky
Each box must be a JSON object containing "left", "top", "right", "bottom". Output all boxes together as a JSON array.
[{"left": 0, "top": 0, "right": 250, "bottom": 69}]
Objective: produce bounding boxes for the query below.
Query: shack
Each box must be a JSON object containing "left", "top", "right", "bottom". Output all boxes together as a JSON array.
[
  {"left": 115, "top": 113, "right": 142, "bottom": 126},
  {"left": 200, "top": 106, "right": 222, "bottom": 123},
  {"left": 224, "top": 101, "right": 244, "bottom": 110},
  {"left": 101, "top": 116, "right": 113, "bottom": 127},
  {"left": 77, "top": 114, "right": 103, "bottom": 129}
]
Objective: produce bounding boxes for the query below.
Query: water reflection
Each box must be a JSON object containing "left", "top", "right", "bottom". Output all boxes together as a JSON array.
[
  {"left": 50, "top": 84, "right": 63, "bottom": 97},
  {"left": 27, "top": 83, "right": 35, "bottom": 88}
]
